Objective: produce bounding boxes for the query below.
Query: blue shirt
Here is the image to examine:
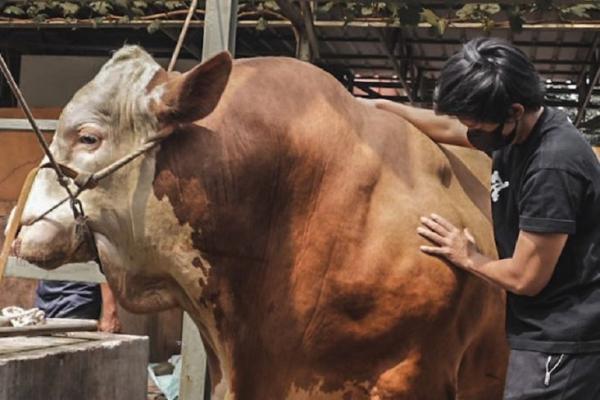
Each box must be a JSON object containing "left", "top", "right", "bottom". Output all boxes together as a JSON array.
[{"left": 36, "top": 280, "right": 101, "bottom": 319}]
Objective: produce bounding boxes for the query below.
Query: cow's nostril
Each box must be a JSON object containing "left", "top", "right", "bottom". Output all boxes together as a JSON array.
[{"left": 10, "top": 238, "right": 21, "bottom": 257}]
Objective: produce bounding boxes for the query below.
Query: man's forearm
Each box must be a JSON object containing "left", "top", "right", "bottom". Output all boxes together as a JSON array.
[
  {"left": 100, "top": 283, "right": 118, "bottom": 315},
  {"left": 99, "top": 283, "right": 121, "bottom": 332},
  {"left": 466, "top": 255, "right": 538, "bottom": 296},
  {"left": 376, "top": 101, "right": 470, "bottom": 146}
]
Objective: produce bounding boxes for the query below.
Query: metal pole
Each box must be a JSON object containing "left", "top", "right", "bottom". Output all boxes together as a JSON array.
[
  {"left": 202, "top": 0, "right": 238, "bottom": 60},
  {"left": 180, "top": 2, "right": 237, "bottom": 400}
]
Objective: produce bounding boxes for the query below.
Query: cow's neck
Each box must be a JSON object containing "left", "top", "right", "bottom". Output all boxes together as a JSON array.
[
  {"left": 148, "top": 107, "right": 353, "bottom": 390},
  {"left": 146, "top": 59, "right": 401, "bottom": 397}
]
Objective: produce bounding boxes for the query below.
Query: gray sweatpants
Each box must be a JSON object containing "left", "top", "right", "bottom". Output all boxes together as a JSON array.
[{"left": 504, "top": 349, "right": 600, "bottom": 399}]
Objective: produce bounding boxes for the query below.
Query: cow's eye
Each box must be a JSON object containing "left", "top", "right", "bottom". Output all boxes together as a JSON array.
[{"left": 79, "top": 135, "right": 99, "bottom": 145}]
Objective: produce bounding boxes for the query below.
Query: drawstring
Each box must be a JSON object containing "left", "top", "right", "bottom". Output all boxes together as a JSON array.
[{"left": 544, "top": 354, "right": 564, "bottom": 386}]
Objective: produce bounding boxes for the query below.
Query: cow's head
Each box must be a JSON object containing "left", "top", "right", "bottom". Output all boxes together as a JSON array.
[{"left": 13, "top": 46, "right": 231, "bottom": 289}]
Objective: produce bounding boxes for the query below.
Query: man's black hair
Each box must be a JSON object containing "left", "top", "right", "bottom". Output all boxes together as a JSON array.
[{"left": 433, "top": 37, "right": 545, "bottom": 123}]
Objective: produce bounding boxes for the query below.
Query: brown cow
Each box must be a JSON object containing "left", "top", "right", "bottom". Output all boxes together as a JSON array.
[{"left": 13, "top": 46, "right": 507, "bottom": 399}]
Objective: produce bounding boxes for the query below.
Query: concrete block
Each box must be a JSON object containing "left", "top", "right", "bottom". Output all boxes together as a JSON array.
[{"left": 0, "top": 332, "right": 149, "bottom": 400}]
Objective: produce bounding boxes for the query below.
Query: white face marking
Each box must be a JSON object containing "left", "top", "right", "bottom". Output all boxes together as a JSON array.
[{"left": 18, "top": 46, "right": 163, "bottom": 261}]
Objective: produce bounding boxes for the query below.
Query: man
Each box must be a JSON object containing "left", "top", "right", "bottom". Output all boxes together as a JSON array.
[
  {"left": 366, "top": 37, "right": 600, "bottom": 399},
  {"left": 36, "top": 280, "right": 121, "bottom": 332}
]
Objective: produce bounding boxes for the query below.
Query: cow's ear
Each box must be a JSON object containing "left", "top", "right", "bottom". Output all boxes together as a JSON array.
[{"left": 154, "top": 51, "right": 232, "bottom": 132}]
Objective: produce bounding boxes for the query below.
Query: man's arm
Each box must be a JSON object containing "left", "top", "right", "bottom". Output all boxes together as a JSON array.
[
  {"left": 359, "top": 98, "right": 472, "bottom": 147},
  {"left": 418, "top": 213, "right": 567, "bottom": 296},
  {"left": 98, "top": 283, "right": 121, "bottom": 333}
]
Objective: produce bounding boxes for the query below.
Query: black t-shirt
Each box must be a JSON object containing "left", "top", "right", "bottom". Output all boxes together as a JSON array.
[{"left": 492, "top": 106, "right": 600, "bottom": 353}]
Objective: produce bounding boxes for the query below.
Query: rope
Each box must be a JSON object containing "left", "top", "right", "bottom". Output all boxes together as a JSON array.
[
  {"left": 0, "top": 167, "right": 39, "bottom": 283},
  {"left": 167, "top": 0, "right": 199, "bottom": 72},
  {"left": 89, "top": 140, "right": 160, "bottom": 183}
]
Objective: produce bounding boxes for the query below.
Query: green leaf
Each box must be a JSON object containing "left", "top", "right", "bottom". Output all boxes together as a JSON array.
[
  {"left": 147, "top": 19, "right": 161, "bottom": 33},
  {"left": 164, "top": 1, "right": 184, "bottom": 11},
  {"left": 90, "top": 1, "right": 112, "bottom": 15},
  {"left": 387, "top": 3, "right": 399, "bottom": 17},
  {"left": 33, "top": 1, "right": 48, "bottom": 8},
  {"left": 131, "top": 7, "right": 145, "bottom": 16},
  {"left": 483, "top": 18, "right": 495, "bottom": 31},
  {"left": 263, "top": 0, "right": 279, "bottom": 11},
  {"left": 60, "top": 2, "right": 80, "bottom": 17},
  {"left": 480, "top": 4, "right": 501, "bottom": 15},
  {"left": 456, "top": 4, "right": 477, "bottom": 20},
  {"left": 133, "top": 0, "right": 148, "bottom": 9},
  {"left": 317, "top": 1, "right": 334, "bottom": 14},
  {"left": 256, "top": 15, "right": 268, "bottom": 31},
  {"left": 561, "top": 4, "right": 599, "bottom": 18},
  {"left": 361, "top": 6, "right": 374, "bottom": 16},
  {"left": 3, "top": 5, "right": 25, "bottom": 16},
  {"left": 118, "top": 14, "right": 130, "bottom": 23},
  {"left": 437, "top": 17, "right": 448, "bottom": 36},
  {"left": 32, "top": 13, "right": 47, "bottom": 23},
  {"left": 420, "top": 8, "right": 439, "bottom": 25}
]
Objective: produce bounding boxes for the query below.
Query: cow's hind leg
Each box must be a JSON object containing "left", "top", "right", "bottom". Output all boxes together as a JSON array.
[
  {"left": 369, "top": 351, "right": 457, "bottom": 400},
  {"left": 456, "top": 316, "right": 509, "bottom": 400}
]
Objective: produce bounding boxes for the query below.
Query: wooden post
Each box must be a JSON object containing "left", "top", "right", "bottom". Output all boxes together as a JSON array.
[
  {"left": 179, "top": 313, "right": 208, "bottom": 400},
  {"left": 180, "top": 1, "right": 237, "bottom": 399}
]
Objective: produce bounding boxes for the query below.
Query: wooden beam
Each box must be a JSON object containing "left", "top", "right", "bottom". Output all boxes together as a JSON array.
[
  {"left": 3, "top": 19, "right": 600, "bottom": 31},
  {"left": 5, "top": 258, "right": 106, "bottom": 283},
  {"left": 321, "top": 53, "right": 593, "bottom": 66},
  {"left": 353, "top": 82, "right": 384, "bottom": 98},
  {"left": 231, "top": 33, "right": 596, "bottom": 49},
  {"left": 0, "top": 118, "right": 57, "bottom": 131},
  {"left": 375, "top": 29, "right": 413, "bottom": 104}
]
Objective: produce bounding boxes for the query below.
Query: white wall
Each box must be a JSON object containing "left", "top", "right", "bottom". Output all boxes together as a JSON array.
[{"left": 20, "top": 55, "right": 198, "bottom": 108}]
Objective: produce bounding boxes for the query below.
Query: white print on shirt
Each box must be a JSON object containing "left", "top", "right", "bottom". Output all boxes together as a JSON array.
[{"left": 491, "top": 170, "right": 510, "bottom": 203}]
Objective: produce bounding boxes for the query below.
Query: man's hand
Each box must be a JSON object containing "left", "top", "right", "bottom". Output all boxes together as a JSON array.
[
  {"left": 98, "top": 309, "right": 121, "bottom": 333},
  {"left": 356, "top": 97, "right": 386, "bottom": 109},
  {"left": 417, "top": 213, "right": 480, "bottom": 269}
]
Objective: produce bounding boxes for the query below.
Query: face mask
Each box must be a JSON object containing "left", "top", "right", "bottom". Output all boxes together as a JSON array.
[{"left": 466, "top": 120, "right": 518, "bottom": 154}]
